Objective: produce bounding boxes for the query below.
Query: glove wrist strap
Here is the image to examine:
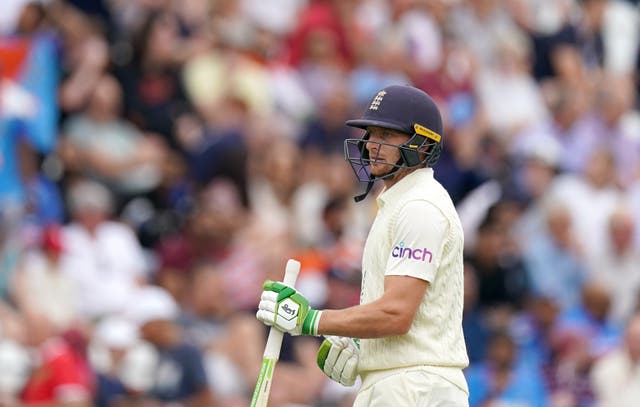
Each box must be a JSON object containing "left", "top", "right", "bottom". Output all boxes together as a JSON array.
[{"left": 301, "top": 309, "right": 322, "bottom": 336}]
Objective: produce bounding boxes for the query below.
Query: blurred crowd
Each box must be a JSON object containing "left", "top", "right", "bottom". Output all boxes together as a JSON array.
[{"left": 1, "top": 0, "right": 640, "bottom": 406}]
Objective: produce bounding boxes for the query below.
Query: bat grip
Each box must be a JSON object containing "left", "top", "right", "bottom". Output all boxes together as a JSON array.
[
  {"left": 282, "top": 259, "right": 300, "bottom": 286},
  {"left": 263, "top": 259, "right": 300, "bottom": 359}
]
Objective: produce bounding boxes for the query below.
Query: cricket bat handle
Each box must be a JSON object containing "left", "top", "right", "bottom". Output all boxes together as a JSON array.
[
  {"left": 263, "top": 259, "right": 300, "bottom": 358},
  {"left": 250, "top": 259, "right": 301, "bottom": 407}
]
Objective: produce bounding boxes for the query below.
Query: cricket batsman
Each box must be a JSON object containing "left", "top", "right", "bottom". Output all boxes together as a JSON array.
[{"left": 256, "top": 85, "right": 469, "bottom": 406}]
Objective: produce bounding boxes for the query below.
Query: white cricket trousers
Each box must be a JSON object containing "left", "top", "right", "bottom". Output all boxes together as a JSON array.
[{"left": 353, "top": 367, "right": 469, "bottom": 407}]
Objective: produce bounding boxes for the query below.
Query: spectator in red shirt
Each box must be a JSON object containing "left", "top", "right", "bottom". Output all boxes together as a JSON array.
[{"left": 19, "top": 319, "right": 94, "bottom": 407}]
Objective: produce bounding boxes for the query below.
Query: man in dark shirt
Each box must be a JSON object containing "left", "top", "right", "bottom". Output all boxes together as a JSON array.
[{"left": 128, "top": 286, "right": 215, "bottom": 407}]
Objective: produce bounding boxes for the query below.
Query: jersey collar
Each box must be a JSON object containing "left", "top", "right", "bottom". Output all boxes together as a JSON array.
[{"left": 376, "top": 167, "right": 434, "bottom": 208}]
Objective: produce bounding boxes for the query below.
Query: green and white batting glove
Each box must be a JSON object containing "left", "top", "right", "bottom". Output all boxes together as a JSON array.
[
  {"left": 256, "top": 280, "right": 322, "bottom": 336},
  {"left": 317, "top": 336, "right": 359, "bottom": 387}
]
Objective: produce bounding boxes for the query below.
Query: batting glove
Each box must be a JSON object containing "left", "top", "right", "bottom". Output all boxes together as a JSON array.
[
  {"left": 317, "top": 336, "right": 359, "bottom": 386},
  {"left": 256, "top": 280, "right": 322, "bottom": 336}
]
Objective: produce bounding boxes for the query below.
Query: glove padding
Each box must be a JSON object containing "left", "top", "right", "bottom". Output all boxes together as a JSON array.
[
  {"left": 256, "top": 280, "right": 322, "bottom": 336},
  {"left": 317, "top": 336, "right": 359, "bottom": 386}
]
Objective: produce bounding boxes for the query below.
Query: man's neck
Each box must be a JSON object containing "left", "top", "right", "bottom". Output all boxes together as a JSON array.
[{"left": 382, "top": 167, "right": 420, "bottom": 190}]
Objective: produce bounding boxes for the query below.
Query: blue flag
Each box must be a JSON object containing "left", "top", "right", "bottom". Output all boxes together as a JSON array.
[{"left": 0, "top": 34, "right": 59, "bottom": 205}]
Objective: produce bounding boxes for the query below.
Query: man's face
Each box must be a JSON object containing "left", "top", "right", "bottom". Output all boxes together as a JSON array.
[
  {"left": 140, "top": 319, "right": 179, "bottom": 347},
  {"left": 365, "top": 127, "right": 409, "bottom": 177}
]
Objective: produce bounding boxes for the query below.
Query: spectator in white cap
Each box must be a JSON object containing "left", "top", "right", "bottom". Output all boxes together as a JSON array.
[
  {"left": 90, "top": 316, "right": 158, "bottom": 407},
  {"left": 127, "top": 286, "right": 215, "bottom": 407}
]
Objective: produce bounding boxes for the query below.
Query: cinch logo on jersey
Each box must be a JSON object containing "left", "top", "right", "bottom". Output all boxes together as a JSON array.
[{"left": 391, "top": 242, "right": 433, "bottom": 263}]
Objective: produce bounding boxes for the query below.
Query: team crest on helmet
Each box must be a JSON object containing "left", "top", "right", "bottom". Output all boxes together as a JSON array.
[{"left": 369, "top": 90, "right": 387, "bottom": 110}]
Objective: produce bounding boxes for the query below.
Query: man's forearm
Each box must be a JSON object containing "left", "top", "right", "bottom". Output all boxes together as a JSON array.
[
  {"left": 318, "top": 300, "right": 414, "bottom": 338},
  {"left": 318, "top": 276, "right": 428, "bottom": 338}
]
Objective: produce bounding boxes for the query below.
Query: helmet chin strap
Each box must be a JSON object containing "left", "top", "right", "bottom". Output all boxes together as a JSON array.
[{"left": 354, "top": 179, "right": 375, "bottom": 203}]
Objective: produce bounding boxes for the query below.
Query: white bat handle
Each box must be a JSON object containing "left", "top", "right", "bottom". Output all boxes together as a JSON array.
[
  {"left": 263, "top": 259, "right": 301, "bottom": 359},
  {"left": 282, "top": 258, "right": 301, "bottom": 286}
]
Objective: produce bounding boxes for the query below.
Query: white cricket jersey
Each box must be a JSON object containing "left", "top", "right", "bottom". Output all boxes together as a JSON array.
[{"left": 358, "top": 168, "right": 469, "bottom": 387}]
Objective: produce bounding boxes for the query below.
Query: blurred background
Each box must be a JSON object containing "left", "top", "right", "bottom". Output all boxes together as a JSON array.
[{"left": 0, "top": 0, "right": 639, "bottom": 406}]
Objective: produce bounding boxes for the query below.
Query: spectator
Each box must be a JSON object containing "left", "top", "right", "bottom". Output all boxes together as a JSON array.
[
  {"left": 466, "top": 330, "right": 549, "bottom": 407},
  {"left": 286, "top": 0, "right": 353, "bottom": 70},
  {"left": 299, "top": 81, "right": 354, "bottom": 156},
  {"left": 572, "top": 0, "right": 608, "bottom": 71},
  {"left": 126, "top": 285, "right": 215, "bottom": 407},
  {"left": 90, "top": 316, "right": 158, "bottom": 407},
  {"left": 543, "top": 148, "right": 622, "bottom": 266},
  {"left": 474, "top": 30, "right": 548, "bottom": 142},
  {"left": 602, "top": 0, "right": 640, "bottom": 75},
  {"left": 449, "top": 0, "right": 523, "bottom": 68},
  {"left": 585, "top": 73, "right": 640, "bottom": 187},
  {"left": 12, "top": 224, "right": 78, "bottom": 331},
  {"left": 545, "top": 327, "right": 595, "bottom": 407},
  {"left": 248, "top": 139, "right": 304, "bottom": 239},
  {"left": 512, "top": 138, "right": 562, "bottom": 240},
  {"left": 182, "top": 100, "right": 250, "bottom": 206},
  {"left": 522, "top": 201, "right": 587, "bottom": 311},
  {"left": 19, "top": 320, "right": 94, "bottom": 406},
  {"left": 61, "top": 179, "right": 148, "bottom": 319},
  {"left": 466, "top": 209, "right": 530, "bottom": 311},
  {"left": 511, "top": 294, "right": 562, "bottom": 370},
  {"left": 556, "top": 281, "right": 623, "bottom": 360},
  {"left": 60, "top": 74, "right": 167, "bottom": 201},
  {"left": 116, "top": 11, "right": 188, "bottom": 142},
  {"left": 591, "top": 312, "right": 640, "bottom": 407},
  {"left": 588, "top": 207, "right": 640, "bottom": 327},
  {"left": 512, "top": 81, "right": 594, "bottom": 175},
  {"left": 353, "top": 0, "right": 444, "bottom": 81},
  {"left": 55, "top": 7, "right": 111, "bottom": 115},
  {"left": 179, "top": 262, "right": 264, "bottom": 406},
  {"left": 348, "top": 33, "right": 411, "bottom": 109}
]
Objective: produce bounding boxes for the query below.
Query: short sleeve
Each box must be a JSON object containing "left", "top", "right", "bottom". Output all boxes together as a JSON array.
[
  {"left": 49, "top": 351, "right": 90, "bottom": 402},
  {"left": 385, "top": 200, "right": 449, "bottom": 282}
]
